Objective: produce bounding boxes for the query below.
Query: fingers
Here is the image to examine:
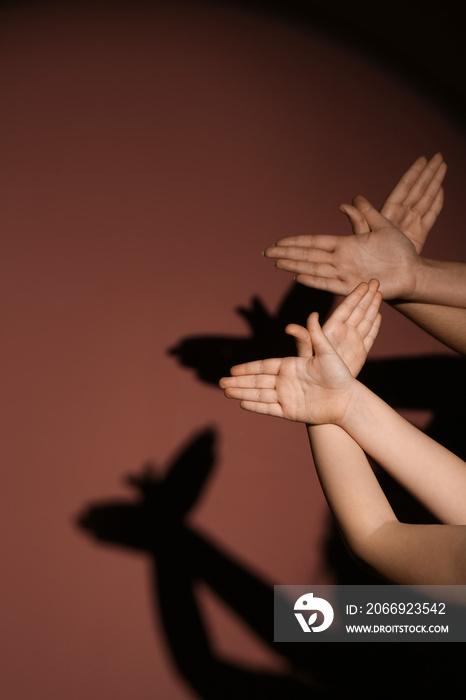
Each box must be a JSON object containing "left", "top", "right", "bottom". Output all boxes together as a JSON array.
[
  {"left": 263, "top": 239, "right": 337, "bottom": 279},
  {"left": 265, "top": 244, "right": 335, "bottom": 262},
  {"left": 402, "top": 153, "right": 446, "bottom": 213},
  {"left": 351, "top": 195, "right": 389, "bottom": 231},
  {"left": 322, "top": 280, "right": 382, "bottom": 357},
  {"left": 285, "top": 323, "right": 308, "bottom": 341},
  {"left": 263, "top": 233, "right": 360, "bottom": 296},
  {"left": 326, "top": 281, "right": 372, "bottom": 326},
  {"left": 265, "top": 235, "right": 338, "bottom": 252},
  {"left": 224, "top": 386, "right": 277, "bottom": 402},
  {"left": 354, "top": 279, "right": 382, "bottom": 328},
  {"left": 226, "top": 357, "right": 282, "bottom": 376},
  {"left": 239, "top": 401, "right": 284, "bottom": 418},
  {"left": 363, "top": 312, "right": 382, "bottom": 354},
  {"left": 382, "top": 155, "right": 429, "bottom": 207},
  {"left": 294, "top": 274, "right": 352, "bottom": 296},
  {"left": 339, "top": 203, "right": 370, "bottom": 235},
  {"left": 264, "top": 243, "right": 335, "bottom": 279},
  {"left": 219, "top": 358, "right": 283, "bottom": 415},
  {"left": 219, "top": 378, "right": 284, "bottom": 417},
  {"left": 273, "top": 258, "right": 336, "bottom": 277},
  {"left": 220, "top": 373, "right": 276, "bottom": 390},
  {"left": 285, "top": 323, "right": 312, "bottom": 358},
  {"left": 415, "top": 164, "right": 446, "bottom": 215},
  {"left": 220, "top": 361, "right": 284, "bottom": 414},
  {"left": 421, "top": 187, "right": 444, "bottom": 232},
  {"left": 356, "top": 287, "right": 383, "bottom": 340},
  {"left": 307, "top": 311, "right": 336, "bottom": 355},
  {"left": 220, "top": 374, "right": 284, "bottom": 418},
  {"left": 382, "top": 152, "right": 446, "bottom": 215},
  {"left": 329, "top": 279, "right": 380, "bottom": 327}
]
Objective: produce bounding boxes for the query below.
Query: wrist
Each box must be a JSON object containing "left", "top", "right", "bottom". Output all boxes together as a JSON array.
[
  {"left": 387, "top": 255, "right": 427, "bottom": 304},
  {"left": 336, "top": 379, "right": 364, "bottom": 429},
  {"left": 332, "top": 378, "right": 361, "bottom": 428},
  {"left": 409, "top": 256, "right": 429, "bottom": 302}
]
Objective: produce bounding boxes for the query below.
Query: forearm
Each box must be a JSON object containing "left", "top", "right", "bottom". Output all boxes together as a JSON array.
[
  {"left": 390, "top": 300, "right": 466, "bottom": 354},
  {"left": 363, "top": 520, "right": 466, "bottom": 584},
  {"left": 307, "top": 424, "right": 396, "bottom": 569},
  {"left": 410, "top": 258, "right": 466, "bottom": 307},
  {"left": 308, "top": 425, "right": 466, "bottom": 584},
  {"left": 340, "top": 382, "right": 466, "bottom": 524}
]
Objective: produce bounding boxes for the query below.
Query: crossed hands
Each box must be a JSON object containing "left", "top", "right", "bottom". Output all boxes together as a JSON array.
[
  {"left": 264, "top": 153, "right": 446, "bottom": 299},
  {"left": 220, "top": 153, "right": 444, "bottom": 422},
  {"left": 219, "top": 280, "right": 381, "bottom": 425}
]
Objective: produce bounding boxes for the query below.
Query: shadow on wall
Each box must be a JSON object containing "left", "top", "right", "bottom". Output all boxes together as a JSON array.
[
  {"left": 78, "top": 283, "right": 466, "bottom": 698},
  {"left": 169, "top": 283, "right": 334, "bottom": 385}
]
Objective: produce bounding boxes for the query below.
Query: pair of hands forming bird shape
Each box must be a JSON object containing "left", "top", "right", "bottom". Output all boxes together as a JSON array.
[
  {"left": 220, "top": 153, "right": 447, "bottom": 425},
  {"left": 220, "top": 279, "right": 381, "bottom": 426}
]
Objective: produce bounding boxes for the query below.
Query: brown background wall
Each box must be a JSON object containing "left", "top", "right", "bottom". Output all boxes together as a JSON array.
[{"left": 2, "top": 1, "right": 466, "bottom": 698}]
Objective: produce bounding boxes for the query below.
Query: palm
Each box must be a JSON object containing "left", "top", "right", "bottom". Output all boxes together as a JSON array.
[
  {"left": 275, "top": 353, "right": 351, "bottom": 423},
  {"left": 342, "top": 225, "right": 418, "bottom": 298},
  {"left": 380, "top": 201, "right": 426, "bottom": 252},
  {"left": 322, "top": 322, "right": 367, "bottom": 377}
]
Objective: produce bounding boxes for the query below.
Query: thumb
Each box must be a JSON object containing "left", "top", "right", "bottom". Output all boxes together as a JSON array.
[
  {"left": 285, "top": 323, "right": 312, "bottom": 358},
  {"left": 352, "top": 194, "right": 390, "bottom": 231},
  {"left": 307, "top": 312, "right": 336, "bottom": 356},
  {"left": 339, "top": 202, "right": 370, "bottom": 235}
]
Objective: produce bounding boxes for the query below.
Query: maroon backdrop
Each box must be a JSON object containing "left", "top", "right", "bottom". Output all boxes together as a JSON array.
[{"left": 2, "top": 1, "right": 466, "bottom": 698}]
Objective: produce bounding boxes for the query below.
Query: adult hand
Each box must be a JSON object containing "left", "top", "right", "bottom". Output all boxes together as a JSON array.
[{"left": 264, "top": 153, "right": 446, "bottom": 299}]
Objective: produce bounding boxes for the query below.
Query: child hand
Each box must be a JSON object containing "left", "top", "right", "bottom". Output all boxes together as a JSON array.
[
  {"left": 286, "top": 279, "right": 382, "bottom": 376},
  {"left": 219, "top": 312, "right": 355, "bottom": 425}
]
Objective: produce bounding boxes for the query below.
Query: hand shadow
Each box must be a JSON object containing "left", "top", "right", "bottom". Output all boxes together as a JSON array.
[
  {"left": 169, "top": 283, "right": 335, "bottom": 384},
  {"left": 170, "top": 278, "right": 466, "bottom": 576},
  {"left": 77, "top": 426, "right": 466, "bottom": 699},
  {"left": 77, "top": 427, "right": 331, "bottom": 698},
  {"left": 168, "top": 286, "right": 466, "bottom": 696}
]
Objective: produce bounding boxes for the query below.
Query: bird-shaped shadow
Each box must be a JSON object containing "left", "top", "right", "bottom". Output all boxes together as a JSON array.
[
  {"left": 169, "top": 283, "right": 334, "bottom": 384},
  {"left": 78, "top": 427, "right": 332, "bottom": 698},
  {"left": 167, "top": 282, "right": 466, "bottom": 696},
  {"left": 78, "top": 424, "right": 466, "bottom": 699},
  {"left": 169, "top": 279, "right": 466, "bottom": 548}
]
